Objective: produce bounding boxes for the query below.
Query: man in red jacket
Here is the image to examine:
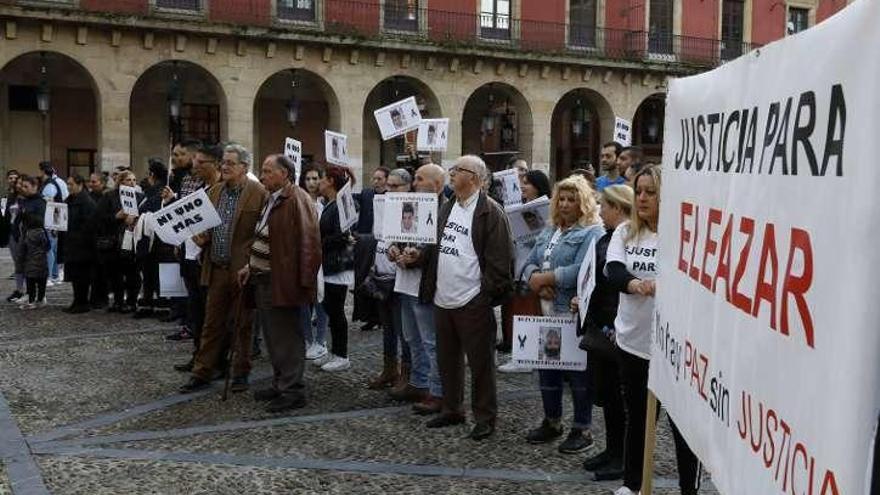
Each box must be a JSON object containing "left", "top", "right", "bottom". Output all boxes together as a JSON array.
[{"left": 238, "top": 154, "right": 322, "bottom": 413}]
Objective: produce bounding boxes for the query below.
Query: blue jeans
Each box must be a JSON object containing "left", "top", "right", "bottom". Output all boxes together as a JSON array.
[
  {"left": 378, "top": 295, "right": 410, "bottom": 366},
  {"left": 538, "top": 367, "right": 593, "bottom": 429},
  {"left": 302, "top": 303, "right": 328, "bottom": 346},
  {"left": 399, "top": 294, "right": 442, "bottom": 397},
  {"left": 47, "top": 233, "right": 59, "bottom": 280}
]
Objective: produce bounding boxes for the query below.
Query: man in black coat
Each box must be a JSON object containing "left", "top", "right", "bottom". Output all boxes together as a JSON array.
[{"left": 62, "top": 175, "right": 97, "bottom": 313}]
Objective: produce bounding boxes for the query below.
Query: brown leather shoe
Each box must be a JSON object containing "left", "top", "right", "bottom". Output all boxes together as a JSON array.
[
  {"left": 412, "top": 395, "right": 442, "bottom": 415},
  {"left": 388, "top": 384, "right": 428, "bottom": 403},
  {"left": 366, "top": 360, "right": 399, "bottom": 390}
]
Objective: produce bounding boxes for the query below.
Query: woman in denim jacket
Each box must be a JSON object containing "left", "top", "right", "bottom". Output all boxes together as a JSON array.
[{"left": 520, "top": 175, "right": 604, "bottom": 453}]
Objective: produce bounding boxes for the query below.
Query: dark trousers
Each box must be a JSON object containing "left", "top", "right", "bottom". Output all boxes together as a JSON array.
[
  {"left": 254, "top": 273, "right": 306, "bottom": 397},
  {"left": 26, "top": 276, "right": 47, "bottom": 303},
  {"left": 90, "top": 260, "right": 108, "bottom": 306},
  {"left": 192, "top": 266, "right": 253, "bottom": 381},
  {"left": 181, "top": 260, "right": 204, "bottom": 342},
  {"left": 592, "top": 349, "right": 625, "bottom": 460},
  {"left": 539, "top": 368, "right": 592, "bottom": 429},
  {"left": 619, "top": 348, "right": 700, "bottom": 493},
  {"left": 323, "top": 283, "right": 349, "bottom": 358},
  {"left": 66, "top": 262, "right": 92, "bottom": 307},
  {"left": 138, "top": 255, "right": 159, "bottom": 307},
  {"left": 434, "top": 297, "right": 497, "bottom": 425},
  {"left": 110, "top": 255, "right": 140, "bottom": 307},
  {"left": 376, "top": 295, "right": 410, "bottom": 365}
]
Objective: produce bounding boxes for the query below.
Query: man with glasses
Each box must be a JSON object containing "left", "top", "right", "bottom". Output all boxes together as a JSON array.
[
  {"left": 422, "top": 155, "right": 514, "bottom": 441},
  {"left": 179, "top": 143, "right": 268, "bottom": 393},
  {"left": 172, "top": 144, "right": 223, "bottom": 369}
]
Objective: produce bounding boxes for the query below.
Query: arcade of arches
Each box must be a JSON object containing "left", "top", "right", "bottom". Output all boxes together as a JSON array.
[{"left": 0, "top": 21, "right": 666, "bottom": 184}]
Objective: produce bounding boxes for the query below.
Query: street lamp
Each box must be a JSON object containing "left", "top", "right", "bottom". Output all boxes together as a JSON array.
[
  {"left": 167, "top": 62, "right": 182, "bottom": 122},
  {"left": 481, "top": 91, "right": 496, "bottom": 133},
  {"left": 571, "top": 99, "right": 585, "bottom": 138},
  {"left": 286, "top": 70, "right": 299, "bottom": 128},
  {"left": 36, "top": 52, "right": 50, "bottom": 116}
]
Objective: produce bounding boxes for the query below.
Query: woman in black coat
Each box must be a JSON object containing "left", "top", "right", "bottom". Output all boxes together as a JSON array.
[
  {"left": 63, "top": 174, "right": 97, "bottom": 313},
  {"left": 14, "top": 175, "right": 48, "bottom": 309}
]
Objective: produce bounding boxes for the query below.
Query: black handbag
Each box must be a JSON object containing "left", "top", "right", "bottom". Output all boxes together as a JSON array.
[
  {"left": 578, "top": 318, "right": 617, "bottom": 359},
  {"left": 323, "top": 235, "right": 355, "bottom": 275},
  {"left": 358, "top": 269, "right": 396, "bottom": 301}
]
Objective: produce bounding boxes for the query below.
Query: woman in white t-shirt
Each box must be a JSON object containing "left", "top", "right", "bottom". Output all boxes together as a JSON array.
[{"left": 605, "top": 166, "right": 700, "bottom": 495}]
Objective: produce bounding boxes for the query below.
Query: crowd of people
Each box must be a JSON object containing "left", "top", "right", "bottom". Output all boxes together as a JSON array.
[{"left": 0, "top": 140, "right": 702, "bottom": 495}]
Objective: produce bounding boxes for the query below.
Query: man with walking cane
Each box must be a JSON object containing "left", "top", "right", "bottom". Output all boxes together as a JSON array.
[
  {"left": 179, "top": 144, "right": 267, "bottom": 394},
  {"left": 237, "top": 154, "right": 322, "bottom": 412}
]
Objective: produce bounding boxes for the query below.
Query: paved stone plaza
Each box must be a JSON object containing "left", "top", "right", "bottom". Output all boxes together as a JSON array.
[{"left": 0, "top": 256, "right": 716, "bottom": 495}]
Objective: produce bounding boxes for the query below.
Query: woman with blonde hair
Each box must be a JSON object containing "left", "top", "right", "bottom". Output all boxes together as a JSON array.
[
  {"left": 520, "top": 175, "right": 604, "bottom": 453},
  {"left": 573, "top": 183, "right": 633, "bottom": 480},
  {"left": 604, "top": 166, "right": 700, "bottom": 495}
]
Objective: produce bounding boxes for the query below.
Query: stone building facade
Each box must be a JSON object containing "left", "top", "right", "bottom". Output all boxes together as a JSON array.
[{"left": 0, "top": 0, "right": 849, "bottom": 183}]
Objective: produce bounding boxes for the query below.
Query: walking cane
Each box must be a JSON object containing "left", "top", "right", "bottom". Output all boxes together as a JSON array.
[{"left": 221, "top": 290, "right": 245, "bottom": 402}]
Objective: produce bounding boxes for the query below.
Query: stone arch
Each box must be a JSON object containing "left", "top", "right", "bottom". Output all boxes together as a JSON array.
[
  {"left": 0, "top": 51, "right": 101, "bottom": 177},
  {"left": 253, "top": 68, "right": 341, "bottom": 167},
  {"left": 129, "top": 59, "right": 228, "bottom": 174},
  {"left": 632, "top": 92, "right": 666, "bottom": 163},
  {"left": 550, "top": 87, "right": 615, "bottom": 179},
  {"left": 361, "top": 75, "right": 443, "bottom": 173},
  {"left": 461, "top": 82, "right": 533, "bottom": 171}
]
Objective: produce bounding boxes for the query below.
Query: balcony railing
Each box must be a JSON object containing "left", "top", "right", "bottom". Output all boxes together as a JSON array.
[{"left": 17, "top": 0, "right": 758, "bottom": 68}]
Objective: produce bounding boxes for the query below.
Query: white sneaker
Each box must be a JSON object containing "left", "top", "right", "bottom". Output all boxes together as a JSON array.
[
  {"left": 45, "top": 279, "right": 56, "bottom": 288},
  {"left": 9, "top": 296, "right": 25, "bottom": 304},
  {"left": 613, "top": 486, "right": 638, "bottom": 495},
  {"left": 498, "top": 359, "right": 531, "bottom": 374},
  {"left": 19, "top": 302, "right": 36, "bottom": 310},
  {"left": 312, "top": 352, "right": 333, "bottom": 367},
  {"left": 306, "top": 343, "right": 328, "bottom": 361},
  {"left": 321, "top": 355, "right": 351, "bottom": 372}
]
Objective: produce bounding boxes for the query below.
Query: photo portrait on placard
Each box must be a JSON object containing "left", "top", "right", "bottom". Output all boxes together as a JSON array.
[
  {"left": 492, "top": 169, "right": 522, "bottom": 207},
  {"left": 521, "top": 209, "right": 545, "bottom": 232},
  {"left": 44, "top": 202, "right": 68, "bottom": 231},
  {"left": 538, "top": 327, "right": 562, "bottom": 361},
  {"left": 374, "top": 96, "right": 422, "bottom": 140},
  {"left": 416, "top": 118, "right": 449, "bottom": 152},
  {"left": 336, "top": 180, "right": 358, "bottom": 231},
  {"left": 324, "top": 130, "right": 349, "bottom": 166},
  {"left": 382, "top": 192, "right": 438, "bottom": 244},
  {"left": 400, "top": 202, "right": 418, "bottom": 234}
]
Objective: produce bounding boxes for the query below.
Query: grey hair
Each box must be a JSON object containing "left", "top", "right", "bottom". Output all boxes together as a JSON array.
[
  {"left": 457, "top": 155, "right": 489, "bottom": 182},
  {"left": 389, "top": 168, "right": 413, "bottom": 185},
  {"left": 224, "top": 143, "right": 252, "bottom": 166}
]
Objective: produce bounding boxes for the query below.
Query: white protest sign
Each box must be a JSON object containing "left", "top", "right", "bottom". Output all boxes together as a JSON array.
[
  {"left": 119, "top": 186, "right": 139, "bottom": 216},
  {"left": 150, "top": 189, "right": 222, "bottom": 246},
  {"left": 1, "top": 198, "right": 7, "bottom": 216},
  {"left": 613, "top": 117, "right": 632, "bottom": 147},
  {"left": 575, "top": 239, "right": 597, "bottom": 327},
  {"left": 44, "top": 202, "right": 68, "bottom": 232},
  {"left": 284, "top": 137, "right": 302, "bottom": 183},
  {"left": 381, "top": 192, "right": 438, "bottom": 244},
  {"left": 512, "top": 315, "right": 586, "bottom": 371},
  {"left": 373, "top": 96, "right": 422, "bottom": 141},
  {"left": 336, "top": 180, "right": 358, "bottom": 232},
  {"left": 373, "top": 195, "right": 385, "bottom": 241},
  {"left": 506, "top": 196, "right": 550, "bottom": 279},
  {"left": 648, "top": 2, "right": 880, "bottom": 494},
  {"left": 158, "top": 263, "right": 187, "bottom": 297},
  {"left": 492, "top": 169, "right": 523, "bottom": 208},
  {"left": 417, "top": 118, "right": 449, "bottom": 152},
  {"left": 324, "top": 130, "right": 349, "bottom": 166}
]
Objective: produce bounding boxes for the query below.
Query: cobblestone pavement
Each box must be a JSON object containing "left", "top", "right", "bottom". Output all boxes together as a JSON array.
[{"left": 0, "top": 256, "right": 717, "bottom": 494}]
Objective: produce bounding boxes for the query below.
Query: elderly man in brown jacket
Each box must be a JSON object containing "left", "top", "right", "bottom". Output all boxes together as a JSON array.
[
  {"left": 180, "top": 144, "right": 268, "bottom": 393},
  {"left": 238, "top": 154, "right": 322, "bottom": 413}
]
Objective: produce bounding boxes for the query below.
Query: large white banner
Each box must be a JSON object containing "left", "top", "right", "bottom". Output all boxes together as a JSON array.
[{"left": 649, "top": 2, "right": 880, "bottom": 494}]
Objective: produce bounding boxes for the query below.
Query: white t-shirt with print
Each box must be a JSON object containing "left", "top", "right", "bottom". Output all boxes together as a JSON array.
[
  {"left": 434, "top": 195, "right": 481, "bottom": 309},
  {"left": 374, "top": 240, "right": 396, "bottom": 276},
  {"left": 605, "top": 222, "right": 658, "bottom": 360},
  {"left": 395, "top": 265, "right": 422, "bottom": 298}
]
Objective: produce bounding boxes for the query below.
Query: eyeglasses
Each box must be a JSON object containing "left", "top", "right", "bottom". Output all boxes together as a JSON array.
[{"left": 450, "top": 166, "right": 477, "bottom": 177}]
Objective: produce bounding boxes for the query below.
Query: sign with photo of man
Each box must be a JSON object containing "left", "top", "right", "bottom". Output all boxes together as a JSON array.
[
  {"left": 506, "top": 196, "right": 550, "bottom": 279},
  {"left": 44, "top": 202, "right": 68, "bottom": 232},
  {"left": 337, "top": 180, "right": 358, "bottom": 232},
  {"left": 492, "top": 169, "right": 523, "bottom": 208},
  {"left": 512, "top": 315, "right": 586, "bottom": 371},
  {"left": 381, "top": 192, "right": 438, "bottom": 244},
  {"left": 373, "top": 96, "right": 422, "bottom": 140},
  {"left": 324, "top": 130, "right": 349, "bottom": 166},
  {"left": 416, "top": 118, "right": 449, "bottom": 152}
]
